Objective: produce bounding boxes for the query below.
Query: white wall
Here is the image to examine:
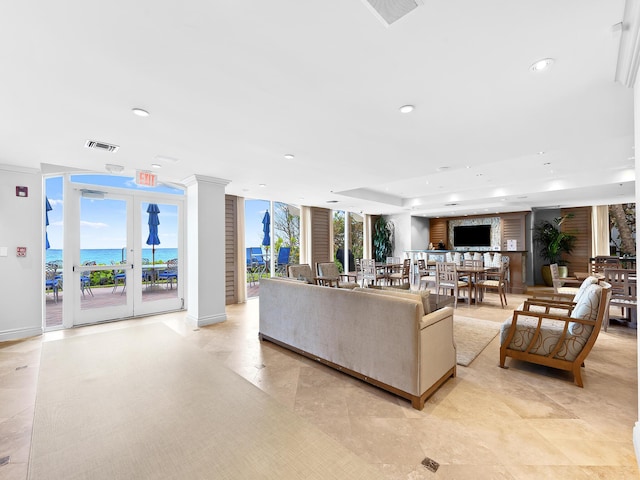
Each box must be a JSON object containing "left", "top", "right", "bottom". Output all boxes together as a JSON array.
[
  {"left": 386, "top": 213, "right": 411, "bottom": 258},
  {"left": 0, "top": 165, "right": 44, "bottom": 340},
  {"left": 411, "top": 216, "right": 429, "bottom": 250}
]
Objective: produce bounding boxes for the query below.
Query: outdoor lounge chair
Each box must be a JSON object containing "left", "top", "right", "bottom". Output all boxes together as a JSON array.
[
  {"left": 158, "top": 258, "right": 178, "bottom": 289},
  {"left": 275, "top": 247, "right": 291, "bottom": 277}
]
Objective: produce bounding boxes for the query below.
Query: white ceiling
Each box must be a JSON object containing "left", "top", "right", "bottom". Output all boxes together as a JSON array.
[{"left": 0, "top": 1, "right": 635, "bottom": 216}]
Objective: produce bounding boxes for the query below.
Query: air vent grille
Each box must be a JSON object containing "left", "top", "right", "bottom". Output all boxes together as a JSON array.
[
  {"left": 85, "top": 140, "right": 119, "bottom": 153},
  {"left": 362, "top": 0, "right": 423, "bottom": 26}
]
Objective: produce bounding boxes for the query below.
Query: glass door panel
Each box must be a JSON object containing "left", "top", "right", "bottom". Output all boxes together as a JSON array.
[
  {"left": 139, "top": 201, "right": 182, "bottom": 311},
  {"left": 75, "top": 195, "right": 133, "bottom": 324}
]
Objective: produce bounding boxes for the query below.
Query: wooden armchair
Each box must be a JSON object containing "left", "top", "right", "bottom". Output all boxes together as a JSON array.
[
  {"left": 286, "top": 264, "right": 316, "bottom": 284},
  {"left": 315, "top": 262, "right": 358, "bottom": 289},
  {"left": 499, "top": 281, "right": 611, "bottom": 387}
]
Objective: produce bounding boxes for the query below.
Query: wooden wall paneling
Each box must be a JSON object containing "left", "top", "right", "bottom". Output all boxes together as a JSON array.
[
  {"left": 310, "top": 207, "right": 332, "bottom": 270},
  {"left": 225, "top": 195, "right": 238, "bottom": 305},
  {"left": 562, "top": 207, "right": 592, "bottom": 276},
  {"left": 429, "top": 218, "right": 448, "bottom": 248},
  {"left": 500, "top": 214, "right": 526, "bottom": 251}
]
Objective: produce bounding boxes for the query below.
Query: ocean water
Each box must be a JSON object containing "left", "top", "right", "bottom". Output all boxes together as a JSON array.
[{"left": 46, "top": 248, "right": 178, "bottom": 265}]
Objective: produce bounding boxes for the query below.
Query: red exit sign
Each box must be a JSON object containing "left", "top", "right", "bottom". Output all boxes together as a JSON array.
[{"left": 136, "top": 170, "right": 157, "bottom": 187}]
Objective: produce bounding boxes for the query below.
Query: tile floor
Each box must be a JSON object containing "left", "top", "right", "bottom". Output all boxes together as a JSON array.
[{"left": 1, "top": 288, "right": 639, "bottom": 479}]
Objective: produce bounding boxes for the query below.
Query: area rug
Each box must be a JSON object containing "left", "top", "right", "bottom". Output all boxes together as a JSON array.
[
  {"left": 29, "top": 323, "right": 384, "bottom": 480},
  {"left": 454, "top": 316, "right": 501, "bottom": 366}
]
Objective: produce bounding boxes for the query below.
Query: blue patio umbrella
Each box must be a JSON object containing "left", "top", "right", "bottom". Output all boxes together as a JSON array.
[
  {"left": 45, "top": 196, "right": 52, "bottom": 249},
  {"left": 261, "top": 210, "right": 270, "bottom": 247},
  {"left": 146, "top": 203, "right": 161, "bottom": 265}
]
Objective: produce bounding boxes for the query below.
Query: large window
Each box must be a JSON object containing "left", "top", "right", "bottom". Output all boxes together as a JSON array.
[{"left": 333, "top": 210, "right": 362, "bottom": 273}]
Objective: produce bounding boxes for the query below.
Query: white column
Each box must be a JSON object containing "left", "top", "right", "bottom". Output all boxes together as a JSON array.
[
  {"left": 269, "top": 201, "right": 275, "bottom": 276},
  {"left": 236, "top": 197, "right": 247, "bottom": 303},
  {"left": 363, "top": 214, "right": 372, "bottom": 260},
  {"left": 344, "top": 211, "right": 350, "bottom": 272},
  {"left": 591, "top": 205, "right": 610, "bottom": 257},
  {"left": 183, "top": 175, "right": 230, "bottom": 327}
]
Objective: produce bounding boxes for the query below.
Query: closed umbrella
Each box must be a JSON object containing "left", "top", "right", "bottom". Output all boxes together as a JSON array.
[
  {"left": 45, "top": 196, "right": 52, "bottom": 249},
  {"left": 146, "top": 204, "right": 161, "bottom": 265},
  {"left": 261, "top": 210, "right": 270, "bottom": 247}
]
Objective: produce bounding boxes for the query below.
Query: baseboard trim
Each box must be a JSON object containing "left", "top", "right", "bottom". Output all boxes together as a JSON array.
[
  {"left": 186, "top": 313, "right": 227, "bottom": 328},
  {"left": 634, "top": 422, "right": 640, "bottom": 469},
  {"left": 0, "top": 326, "right": 43, "bottom": 342}
]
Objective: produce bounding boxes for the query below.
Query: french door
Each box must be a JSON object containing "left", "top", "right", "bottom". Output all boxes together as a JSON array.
[{"left": 68, "top": 182, "right": 183, "bottom": 326}]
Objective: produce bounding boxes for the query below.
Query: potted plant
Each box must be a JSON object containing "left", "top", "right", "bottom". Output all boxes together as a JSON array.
[
  {"left": 373, "top": 217, "right": 394, "bottom": 263},
  {"left": 533, "top": 214, "right": 577, "bottom": 286}
]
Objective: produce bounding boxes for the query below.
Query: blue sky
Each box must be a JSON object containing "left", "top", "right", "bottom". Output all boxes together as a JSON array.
[
  {"left": 46, "top": 177, "right": 289, "bottom": 251},
  {"left": 45, "top": 175, "right": 181, "bottom": 250},
  {"left": 245, "top": 199, "right": 270, "bottom": 248}
]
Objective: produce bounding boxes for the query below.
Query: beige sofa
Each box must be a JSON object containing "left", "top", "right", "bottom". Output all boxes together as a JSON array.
[{"left": 259, "top": 278, "right": 456, "bottom": 409}]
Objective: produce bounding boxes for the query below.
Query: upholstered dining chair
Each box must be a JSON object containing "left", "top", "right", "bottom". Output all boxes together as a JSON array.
[
  {"left": 417, "top": 259, "right": 436, "bottom": 290},
  {"left": 476, "top": 265, "right": 508, "bottom": 308},
  {"left": 435, "top": 262, "right": 469, "bottom": 308},
  {"left": 602, "top": 268, "right": 637, "bottom": 330},
  {"left": 550, "top": 263, "right": 582, "bottom": 296},
  {"left": 360, "top": 259, "right": 386, "bottom": 287},
  {"left": 388, "top": 258, "right": 411, "bottom": 286}
]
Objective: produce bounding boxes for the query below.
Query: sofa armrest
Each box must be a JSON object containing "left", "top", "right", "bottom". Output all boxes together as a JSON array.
[{"left": 420, "top": 306, "right": 453, "bottom": 329}]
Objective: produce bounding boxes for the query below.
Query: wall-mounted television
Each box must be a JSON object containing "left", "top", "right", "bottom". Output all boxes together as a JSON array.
[{"left": 453, "top": 225, "right": 491, "bottom": 247}]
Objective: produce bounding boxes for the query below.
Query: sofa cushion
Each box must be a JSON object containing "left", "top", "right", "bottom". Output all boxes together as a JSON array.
[
  {"left": 354, "top": 287, "right": 428, "bottom": 316},
  {"left": 568, "top": 283, "right": 602, "bottom": 337},
  {"left": 572, "top": 276, "right": 599, "bottom": 304},
  {"left": 499, "top": 315, "right": 588, "bottom": 362}
]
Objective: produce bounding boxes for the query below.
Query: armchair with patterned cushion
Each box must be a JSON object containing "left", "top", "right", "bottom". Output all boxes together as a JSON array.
[
  {"left": 315, "top": 262, "right": 359, "bottom": 289},
  {"left": 499, "top": 280, "right": 611, "bottom": 387}
]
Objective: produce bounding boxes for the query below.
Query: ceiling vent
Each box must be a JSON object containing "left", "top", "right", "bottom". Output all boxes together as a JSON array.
[
  {"left": 361, "top": 0, "right": 424, "bottom": 26},
  {"left": 85, "top": 140, "right": 119, "bottom": 153}
]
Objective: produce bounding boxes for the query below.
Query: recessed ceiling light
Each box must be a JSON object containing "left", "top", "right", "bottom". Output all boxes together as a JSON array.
[
  {"left": 151, "top": 163, "right": 162, "bottom": 169},
  {"left": 543, "top": 162, "right": 551, "bottom": 166},
  {"left": 399, "top": 105, "right": 414, "bottom": 113},
  {"left": 104, "top": 164, "right": 124, "bottom": 173},
  {"left": 154, "top": 155, "right": 179, "bottom": 163},
  {"left": 537, "top": 151, "right": 546, "bottom": 155},
  {"left": 326, "top": 200, "right": 339, "bottom": 204},
  {"left": 132, "top": 108, "right": 150, "bottom": 117},
  {"left": 436, "top": 166, "right": 450, "bottom": 172},
  {"left": 530, "top": 58, "right": 554, "bottom": 72},
  {"left": 259, "top": 184, "right": 266, "bottom": 188},
  {"left": 284, "top": 154, "right": 295, "bottom": 160}
]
